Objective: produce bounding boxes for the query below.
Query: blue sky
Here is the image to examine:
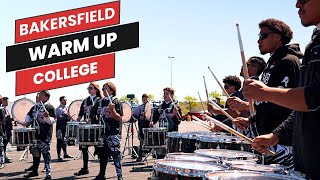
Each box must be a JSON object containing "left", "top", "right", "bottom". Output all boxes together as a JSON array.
[{"left": 0, "top": 0, "right": 314, "bottom": 107}]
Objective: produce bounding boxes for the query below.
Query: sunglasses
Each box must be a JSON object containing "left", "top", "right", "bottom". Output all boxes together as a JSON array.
[
  {"left": 87, "top": 87, "right": 94, "bottom": 90},
  {"left": 102, "top": 87, "right": 108, "bottom": 91},
  {"left": 224, "top": 85, "right": 230, "bottom": 89},
  {"left": 298, "top": 0, "right": 309, "bottom": 5},
  {"left": 258, "top": 32, "right": 276, "bottom": 40}
]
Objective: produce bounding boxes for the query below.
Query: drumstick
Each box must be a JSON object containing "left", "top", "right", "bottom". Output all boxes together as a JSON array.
[
  {"left": 203, "top": 76, "right": 217, "bottom": 116},
  {"left": 192, "top": 115, "right": 211, "bottom": 129},
  {"left": 203, "top": 76, "right": 210, "bottom": 102},
  {"left": 168, "top": 95, "right": 182, "bottom": 119},
  {"left": 40, "top": 100, "right": 48, "bottom": 112},
  {"left": 191, "top": 116, "right": 211, "bottom": 130},
  {"left": 198, "top": 92, "right": 206, "bottom": 113},
  {"left": 236, "top": 23, "right": 255, "bottom": 115},
  {"left": 105, "top": 88, "right": 112, "bottom": 102},
  {"left": 207, "top": 67, "right": 240, "bottom": 115},
  {"left": 204, "top": 103, "right": 276, "bottom": 156}
]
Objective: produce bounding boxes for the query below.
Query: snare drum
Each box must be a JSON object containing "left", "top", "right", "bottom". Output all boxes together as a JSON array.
[
  {"left": 198, "top": 135, "right": 251, "bottom": 152},
  {"left": 167, "top": 132, "right": 182, "bottom": 153},
  {"left": 165, "top": 153, "right": 220, "bottom": 163},
  {"left": 205, "top": 170, "right": 305, "bottom": 180},
  {"left": 12, "top": 127, "right": 36, "bottom": 146},
  {"left": 66, "top": 121, "right": 85, "bottom": 146},
  {"left": 180, "top": 133, "right": 200, "bottom": 153},
  {"left": 143, "top": 128, "right": 167, "bottom": 148},
  {"left": 77, "top": 124, "right": 103, "bottom": 146},
  {"left": 195, "top": 149, "right": 257, "bottom": 162},
  {"left": 231, "top": 164, "right": 285, "bottom": 174},
  {"left": 153, "top": 159, "right": 228, "bottom": 180}
]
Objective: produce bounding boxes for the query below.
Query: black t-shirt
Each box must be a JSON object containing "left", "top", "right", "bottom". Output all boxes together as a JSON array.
[
  {"left": 78, "top": 96, "right": 100, "bottom": 120},
  {"left": 27, "top": 103, "right": 56, "bottom": 140},
  {"left": 90, "top": 97, "right": 123, "bottom": 135}
]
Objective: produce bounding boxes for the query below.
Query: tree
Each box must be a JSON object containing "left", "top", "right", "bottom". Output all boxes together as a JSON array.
[
  {"left": 120, "top": 95, "right": 139, "bottom": 104},
  {"left": 209, "top": 91, "right": 226, "bottom": 106},
  {"left": 147, "top": 94, "right": 155, "bottom": 101},
  {"left": 184, "top": 96, "right": 199, "bottom": 112}
]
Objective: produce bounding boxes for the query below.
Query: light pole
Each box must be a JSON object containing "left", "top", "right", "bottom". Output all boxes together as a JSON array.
[{"left": 168, "top": 56, "right": 174, "bottom": 88}]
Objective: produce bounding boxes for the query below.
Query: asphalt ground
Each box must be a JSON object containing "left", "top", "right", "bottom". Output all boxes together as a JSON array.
[{"left": 0, "top": 120, "right": 208, "bottom": 180}]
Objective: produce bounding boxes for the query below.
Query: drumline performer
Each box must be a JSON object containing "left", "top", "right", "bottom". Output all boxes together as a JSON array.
[
  {"left": 23, "top": 90, "right": 56, "bottom": 179},
  {"left": 153, "top": 87, "right": 182, "bottom": 132},
  {"left": 90, "top": 82, "right": 123, "bottom": 180},
  {"left": 0, "top": 97, "right": 14, "bottom": 168},
  {"left": 55, "top": 96, "right": 73, "bottom": 161},
  {"left": 74, "top": 82, "right": 102, "bottom": 176},
  {"left": 232, "top": 19, "right": 302, "bottom": 169},
  {"left": 133, "top": 94, "right": 152, "bottom": 162}
]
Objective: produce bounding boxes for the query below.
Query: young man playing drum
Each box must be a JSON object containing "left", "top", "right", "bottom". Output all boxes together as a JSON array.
[
  {"left": 24, "top": 90, "right": 56, "bottom": 180},
  {"left": 232, "top": 18, "right": 302, "bottom": 169},
  {"left": 90, "top": 82, "right": 123, "bottom": 180},
  {"left": 153, "top": 87, "right": 181, "bottom": 132},
  {"left": 55, "top": 96, "right": 73, "bottom": 161},
  {"left": 247, "top": 1, "right": 320, "bottom": 178}
]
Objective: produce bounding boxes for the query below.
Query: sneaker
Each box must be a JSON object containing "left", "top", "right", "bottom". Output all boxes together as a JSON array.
[
  {"left": 5, "top": 157, "right": 11, "bottom": 163},
  {"left": 118, "top": 176, "right": 123, "bottom": 180},
  {"left": 24, "top": 171, "right": 39, "bottom": 178},
  {"left": 0, "top": 164, "right": 4, "bottom": 169},
  {"left": 74, "top": 168, "right": 89, "bottom": 176},
  {"left": 45, "top": 172, "right": 52, "bottom": 180},
  {"left": 94, "top": 174, "right": 106, "bottom": 180},
  {"left": 24, "top": 166, "right": 33, "bottom": 172},
  {"left": 42, "top": 167, "right": 46, "bottom": 173},
  {"left": 63, "top": 154, "right": 73, "bottom": 158}
]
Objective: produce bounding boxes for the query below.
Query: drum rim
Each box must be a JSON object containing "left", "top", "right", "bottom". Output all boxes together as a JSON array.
[
  {"left": 204, "top": 170, "right": 305, "bottom": 180},
  {"left": 154, "top": 159, "right": 228, "bottom": 172},
  {"left": 13, "top": 127, "right": 36, "bottom": 131},
  {"left": 231, "top": 163, "right": 284, "bottom": 173},
  {"left": 194, "top": 149, "right": 256, "bottom": 160},
  {"left": 11, "top": 98, "right": 36, "bottom": 122}
]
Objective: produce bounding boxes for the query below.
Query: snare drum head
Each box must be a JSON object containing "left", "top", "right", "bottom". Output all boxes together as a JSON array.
[
  {"left": 68, "top": 100, "right": 83, "bottom": 121},
  {"left": 11, "top": 98, "right": 35, "bottom": 122},
  {"left": 195, "top": 149, "right": 256, "bottom": 160},
  {"left": 165, "top": 153, "right": 220, "bottom": 163},
  {"left": 154, "top": 159, "right": 227, "bottom": 176},
  {"left": 231, "top": 164, "right": 283, "bottom": 173},
  {"left": 121, "top": 102, "right": 133, "bottom": 123},
  {"left": 205, "top": 170, "right": 305, "bottom": 180}
]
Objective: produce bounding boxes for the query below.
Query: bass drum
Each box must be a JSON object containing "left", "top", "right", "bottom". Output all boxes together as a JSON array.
[
  {"left": 121, "top": 102, "right": 133, "bottom": 123},
  {"left": 11, "top": 98, "right": 35, "bottom": 122},
  {"left": 68, "top": 100, "right": 83, "bottom": 121}
]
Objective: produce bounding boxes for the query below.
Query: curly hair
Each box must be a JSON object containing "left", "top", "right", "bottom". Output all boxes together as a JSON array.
[
  {"left": 259, "top": 18, "right": 293, "bottom": 45},
  {"left": 223, "top": 75, "right": 242, "bottom": 91},
  {"left": 248, "top": 56, "right": 267, "bottom": 76},
  {"left": 104, "top": 82, "right": 117, "bottom": 96},
  {"left": 163, "top": 87, "right": 175, "bottom": 95}
]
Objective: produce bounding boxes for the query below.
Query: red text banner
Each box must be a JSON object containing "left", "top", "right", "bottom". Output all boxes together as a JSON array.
[
  {"left": 15, "top": 53, "right": 115, "bottom": 96},
  {"left": 15, "top": 1, "right": 120, "bottom": 43}
]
